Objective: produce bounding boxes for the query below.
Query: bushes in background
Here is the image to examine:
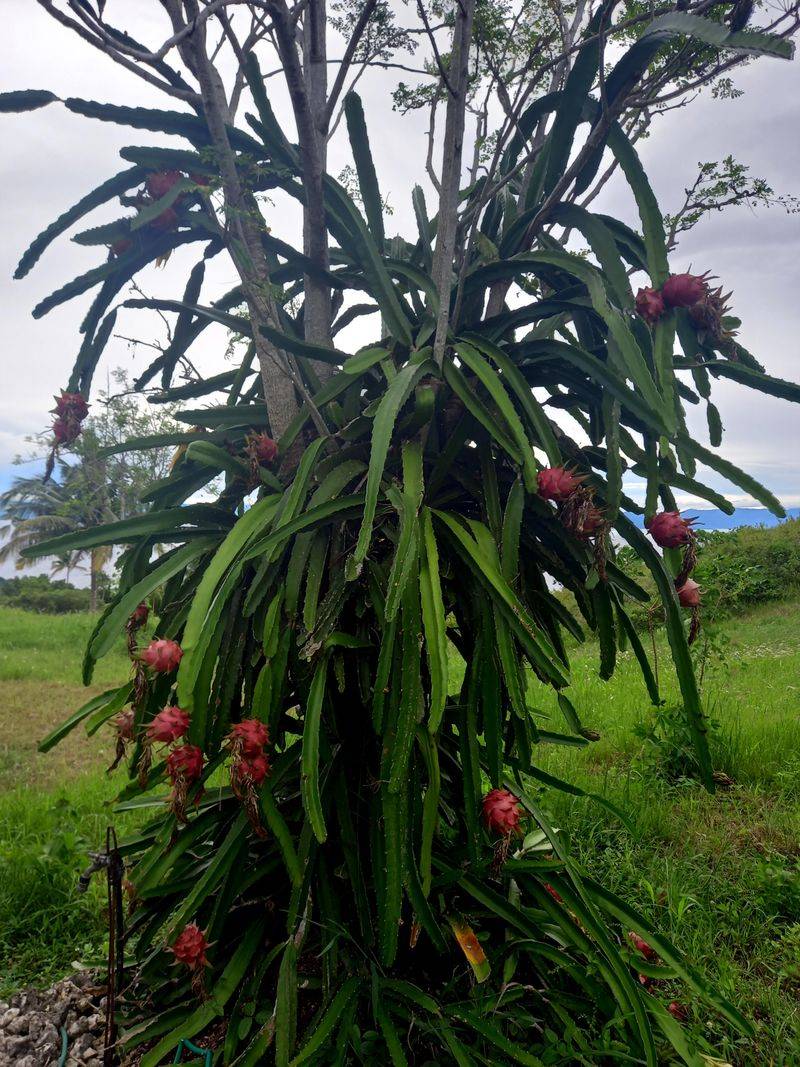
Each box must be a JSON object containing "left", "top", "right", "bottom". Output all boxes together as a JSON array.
[
  {"left": 617, "top": 518, "right": 800, "bottom": 627},
  {"left": 0, "top": 576, "right": 91, "bottom": 614}
]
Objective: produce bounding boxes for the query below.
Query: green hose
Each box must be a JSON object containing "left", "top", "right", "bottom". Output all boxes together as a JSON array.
[{"left": 57, "top": 1025, "right": 69, "bottom": 1067}]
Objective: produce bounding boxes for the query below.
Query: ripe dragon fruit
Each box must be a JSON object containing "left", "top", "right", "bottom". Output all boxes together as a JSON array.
[
  {"left": 481, "top": 789, "right": 523, "bottom": 836},
  {"left": 149, "top": 206, "right": 179, "bottom": 233},
  {"left": 114, "top": 708, "right": 135, "bottom": 742},
  {"left": 661, "top": 271, "right": 709, "bottom": 308},
  {"left": 635, "top": 287, "right": 665, "bottom": 325},
  {"left": 109, "top": 235, "right": 133, "bottom": 258},
  {"left": 128, "top": 602, "right": 149, "bottom": 629},
  {"left": 627, "top": 931, "right": 657, "bottom": 961},
  {"left": 140, "top": 638, "right": 183, "bottom": 673},
  {"left": 53, "top": 391, "right": 89, "bottom": 422},
  {"left": 52, "top": 417, "right": 82, "bottom": 445},
  {"left": 676, "top": 578, "right": 701, "bottom": 608},
  {"left": 147, "top": 706, "right": 190, "bottom": 744},
  {"left": 646, "top": 510, "right": 696, "bottom": 549},
  {"left": 233, "top": 752, "right": 271, "bottom": 786},
  {"left": 667, "top": 1001, "right": 689, "bottom": 1022},
  {"left": 167, "top": 744, "right": 204, "bottom": 785},
  {"left": 246, "top": 432, "right": 279, "bottom": 466},
  {"left": 170, "top": 923, "right": 209, "bottom": 970},
  {"left": 146, "top": 170, "right": 182, "bottom": 200},
  {"left": 228, "top": 719, "right": 270, "bottom": 756},
  {"left": 537, "top": 466, "right": 583, "bottom": 502}
]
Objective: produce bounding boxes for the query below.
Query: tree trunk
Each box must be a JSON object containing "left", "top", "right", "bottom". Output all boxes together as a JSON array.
[
  {"left": 89, "top": 549, "right": 99, "bottom": 613},
  {"left": 182, "top": 0, "right": 302, "bottom": 440},
  {"left": 431, "top": 0, "right": 476, "bottom": 365},
  {"left": 270, "top": 0, "right": 335, "bottom": 368}
]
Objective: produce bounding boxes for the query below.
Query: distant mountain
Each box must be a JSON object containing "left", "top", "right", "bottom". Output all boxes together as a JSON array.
[{"left": 627, "top": 507, "right": 799, "bottom": 531}]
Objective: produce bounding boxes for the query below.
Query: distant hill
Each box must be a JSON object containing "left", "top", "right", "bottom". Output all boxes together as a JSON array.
[{"left": 628, "top": 507, "right": 799, "bottom": 531}]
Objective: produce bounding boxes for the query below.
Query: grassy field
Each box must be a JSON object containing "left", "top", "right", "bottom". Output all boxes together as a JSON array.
[{"left": 0, "top": 602, "right": 798, "bottom": 1063}]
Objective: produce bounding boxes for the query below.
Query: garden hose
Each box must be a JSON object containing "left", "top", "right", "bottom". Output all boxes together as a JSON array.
[{"left": 58, "top": 1025, "right": 69, "bottom": 1067}]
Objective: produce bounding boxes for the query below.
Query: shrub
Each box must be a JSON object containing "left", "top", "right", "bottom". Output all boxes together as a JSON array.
[
  {"left": 616, "top": 519, "right": 800, "bottom": 630},
  {"left": 0, "top": 576, "right": 91, "bottom": 614},
  {"left": 693, "top": 520, "right": 800, "bottom": 616}
]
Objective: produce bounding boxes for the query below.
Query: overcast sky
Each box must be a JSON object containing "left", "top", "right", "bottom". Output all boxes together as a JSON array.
[{"left": 0, "top": 0, "right": 798, "bottom": 529}]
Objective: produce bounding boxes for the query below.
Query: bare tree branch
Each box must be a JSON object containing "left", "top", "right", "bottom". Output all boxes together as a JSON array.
[{"left": 325, "top": 0, "right": 378, "bottom": 125}]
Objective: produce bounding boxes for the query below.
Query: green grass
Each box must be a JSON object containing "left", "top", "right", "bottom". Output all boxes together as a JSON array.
[
  {"left": 0, "top": 603, "right": 798, "bottom": 1063},
  {"left": 524, "top": 598, "right": 800, "bottom": 1065},
  {"left": 0, "top": 609, "right": 131, "bottom": 994}
]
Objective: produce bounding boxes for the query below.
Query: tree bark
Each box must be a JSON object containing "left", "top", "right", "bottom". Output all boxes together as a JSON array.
[
  {"left": 431, "top": 0, "right": 476, "bottom": 366},
  {"left": 183, "top": 1, "right": 301, "bottom": 439},
  {"left": 90, "top": 548, "right": 99, "bottom": 613},
  {"left": 269, "top": 0, "right": 334, "bottom": 367}
]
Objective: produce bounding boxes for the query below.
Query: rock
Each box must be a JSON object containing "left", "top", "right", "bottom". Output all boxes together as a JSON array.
[
  {"left": 4, "top": 1034, "right": 31, "bottom": 1055},
  {"left": 6, "top": 1014, "right": 29, "bottom": 1035},
  {"left": 0, "top": 972, "right": 102, "bottom": 1067},
  {"left": 34, "top": 1021, "right": 60, "bottom": 1050},
  {"left": 67, "top": 1017, "right": 90, "bottom": 1039}
]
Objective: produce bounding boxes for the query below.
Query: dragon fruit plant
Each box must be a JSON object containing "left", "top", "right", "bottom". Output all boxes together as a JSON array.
[{"left": 7, "top": 4, "right": 800, "bottom": 1065}]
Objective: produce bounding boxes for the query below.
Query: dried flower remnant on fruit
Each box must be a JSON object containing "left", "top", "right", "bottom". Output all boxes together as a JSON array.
[
  {"left": 689, "top": 284, "right": 735, "bottom": 343},
  {"left": 228, "top": 720, "right": 271, "bottom": 836},
  {"left": 52, "top": 417, "right": 81, "bottom": 446},
  {"left": 167, "top": 744, "right": 204, "bottom": 823},
  {"left": 125, "top": 601, "right": 149, "bottom": 655},
  {"left": 115, "top": 708, "right": 135, "bottom": 742},
  {"left": 573, "top": 503, "right": 605, "bottom": 540},
  {"left": 108, "top": 708, "right": 135, "bottom": 773},
  {"left": 128, "top": 602, "right": 149, "bottom": 630},
  {"left": 233, "top": 752, "right": 271, "bottom": 786}
]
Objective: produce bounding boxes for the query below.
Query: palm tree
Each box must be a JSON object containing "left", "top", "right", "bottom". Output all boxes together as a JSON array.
[
  {"left": 1, "top": 373, "right": 179, "bottom": 610},
  {"left": 0, "top": 465, "right": 111, "bottom": 610}
]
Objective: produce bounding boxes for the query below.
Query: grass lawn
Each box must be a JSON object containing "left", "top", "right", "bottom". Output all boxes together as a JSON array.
[
  {"left": 0, "top": 602, "right": 798, "bottom": 1063},
  {"left": 0, "top": 608, "right": 131, "bottom": 994}
]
